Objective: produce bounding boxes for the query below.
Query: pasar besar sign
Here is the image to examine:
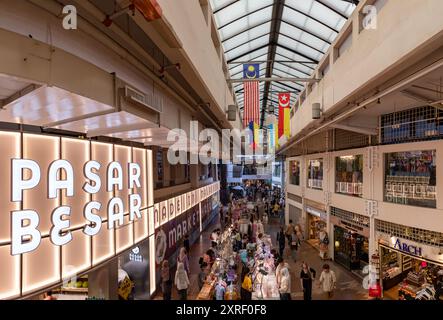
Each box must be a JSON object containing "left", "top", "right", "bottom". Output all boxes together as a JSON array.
[{"left": 10, "top": 157, "right": 144, "bottom": 255}]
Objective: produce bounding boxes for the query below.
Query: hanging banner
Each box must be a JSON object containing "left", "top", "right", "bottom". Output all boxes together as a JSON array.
[{"left": 278, "top": 92, "right": 291, "bottom": 138}]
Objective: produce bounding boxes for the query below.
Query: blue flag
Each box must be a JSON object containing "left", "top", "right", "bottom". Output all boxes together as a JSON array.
[{"left": 243, "top": 64, "right": 260, "bottom": 79}]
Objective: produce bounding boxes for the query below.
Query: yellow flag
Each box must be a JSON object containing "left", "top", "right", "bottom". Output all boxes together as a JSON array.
[
  {"left": 284, "top": 107, "right": 291, "bottom": 138},
  {"left": 254, "top": 122, "right": 260, "bottom": 147}
]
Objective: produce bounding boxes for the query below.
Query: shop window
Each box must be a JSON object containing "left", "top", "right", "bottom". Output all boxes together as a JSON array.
[
  {"left": 289, "top": 160, "right": 300, "bottom": 186},
  {"left": 384, "top": 150, "right": 436, "bottom": 208},
  {"left": 307, "top": 159, "right": 323, "bottom": 190},
  {"left": 335, "top": 155, "right": 363, "bottom": 197}
]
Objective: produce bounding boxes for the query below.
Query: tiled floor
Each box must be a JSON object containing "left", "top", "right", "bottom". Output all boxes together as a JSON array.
[{"left": 155, "top": 214, "right": 368, "bottom": 300}]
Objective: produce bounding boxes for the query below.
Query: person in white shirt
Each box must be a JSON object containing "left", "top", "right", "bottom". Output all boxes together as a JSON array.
[
  {"left": 175, "top": 262, "right": 190, "bottom": 300},
  {"left": 279, "top": 267, "right": 291, "bottom": 300},
  {"left": 319, "top": 264, "right": 337, "bottom": 298}
]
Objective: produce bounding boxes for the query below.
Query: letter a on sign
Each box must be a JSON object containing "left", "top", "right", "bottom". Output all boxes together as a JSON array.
[{"left": 62, "top": 5, "right": 77, "bottom": 30}]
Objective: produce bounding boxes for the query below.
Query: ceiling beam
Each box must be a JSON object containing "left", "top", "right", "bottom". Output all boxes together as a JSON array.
[
  {"left": 284, "top": 4, "right": 340, "bottom": 33},
  {"left": 218, "top": 4, "right": 273, "bottom": 30},
  {"left": 213, "top": 0, "right": 240, "bottom": 14},
  {"left": 315, "top": 0, "right": 348, "bottom": 19},
  {"left": 261, "top": 0, "right": 285, "bottom": 128},
  {"left": 330, "top": 124, "right": 378, "bottom": 136}
]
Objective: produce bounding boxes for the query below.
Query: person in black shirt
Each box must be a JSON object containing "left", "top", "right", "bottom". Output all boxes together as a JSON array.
[
  {"left": 276, "top": 227, "right": 286, "bottom": 258},
  {"left": 300, "top": 262, "right": 316, "bottom": 301},
  {"left": 183, "top": 234, "right": 190, "bottom": 256}
]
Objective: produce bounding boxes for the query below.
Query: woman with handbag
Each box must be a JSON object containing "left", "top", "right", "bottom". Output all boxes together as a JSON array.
[{"left": 300, "top": 262, "right": 316, "bottom": 301}]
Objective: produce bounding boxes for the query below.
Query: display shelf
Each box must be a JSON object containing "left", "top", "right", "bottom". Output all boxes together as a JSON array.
[{"left": 58, "top": 287, "right": 89, "bottom": 294}]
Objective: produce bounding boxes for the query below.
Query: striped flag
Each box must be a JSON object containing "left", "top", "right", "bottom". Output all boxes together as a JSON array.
[{"left": 242, "top": 64, "right": 260, "bottom": 129}]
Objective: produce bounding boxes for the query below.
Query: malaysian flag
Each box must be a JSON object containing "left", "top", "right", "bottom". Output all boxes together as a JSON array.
[
  {"left": 242, "top": 64, "right": 260, "bottom": 146},
  {"left": 242, "top": 64, "right": 260, "bottom": 127}
]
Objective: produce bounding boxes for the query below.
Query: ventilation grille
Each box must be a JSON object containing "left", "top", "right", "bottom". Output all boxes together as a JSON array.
[
  {"left": 330, "top": 206, "right": 370, "bottom": 228},
  {"left": 376, "top": 219, "right": 443, "bottom": 247},
  {"left": 125, "top": 85, "right": 163, "bottom": 113},
  {"left": 334, "top": 129, "right": 371, "bottom": 150},
  {"left": 381, "top": 105, "right": 443, "bottom": 144},
  {"left": 287, "top": 192, "right": 302, "bottom": 203}
]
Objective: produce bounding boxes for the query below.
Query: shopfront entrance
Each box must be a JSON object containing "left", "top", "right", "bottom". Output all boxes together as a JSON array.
[
  {"left": 306, "top": 207, "right": 327, "bottom": 252},
  {"left": 333, "top": 226, "right": 369, "bottom": 277},
  {"left": 377, "top": 233, "right": 443, "bottom": 300},
  {"left": 330, "top": 207, "right": 370, "bottom": 278}
]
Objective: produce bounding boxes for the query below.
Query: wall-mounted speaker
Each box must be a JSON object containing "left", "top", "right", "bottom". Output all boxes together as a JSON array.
[{"left": 312, "top": 103, "right": 321, "bottom": 119}]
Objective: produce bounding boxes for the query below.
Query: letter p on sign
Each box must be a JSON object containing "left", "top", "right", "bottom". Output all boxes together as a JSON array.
[{"left": 62, "top": 5, "right": 77, "bottom": 30}]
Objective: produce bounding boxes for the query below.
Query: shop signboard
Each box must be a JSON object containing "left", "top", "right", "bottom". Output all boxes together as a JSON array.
[
  {"left": 153, "top": 203, "right": 160, "bottom": 229},
  {"left": 330, "top": 215, "right": 370, "bottom": 238},
  {"left": 306, "top": 206, "right": 327, "bottom": 221},
  {"left": 168, "top": 198, "right": 175, "bottom": 221},
  {"left": 175, "top": 196, "right": 182, "bottom": 217},
  {"left": 159, "top": 200, "right": 168, "bottom": 225},
  {"left": 377, "top": 232, "right": 443, "bottom": 265},
  {"left": 0, "top": 132, "right": 154, "bottom": 299},
  {"left": 155, "top": 218, "right": 176, "bottom": 265}
]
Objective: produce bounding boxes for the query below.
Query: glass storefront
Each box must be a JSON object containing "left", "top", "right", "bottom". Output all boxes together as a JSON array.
[
  {"left": 118, "top": 240, "right": 151, "bottom": 300},
  {"left": 289, "top": 160, "right": 300, "bottom": 185},
  {"left": 334, "top": 226, "right": 369, "bottom": 276},
  {"left": 335, "top": 155, "right": 363, "bottom": 197},
  {"left": 307, "top": 159, "right": 323, "bottom": 190},
  {"left": 384, "top": 150, "right": 436, "bottom": 208}
]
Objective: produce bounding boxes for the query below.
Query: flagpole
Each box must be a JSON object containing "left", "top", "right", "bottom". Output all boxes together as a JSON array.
[{"left": 227, "top": 77, "right": 319, "bottom": 83}]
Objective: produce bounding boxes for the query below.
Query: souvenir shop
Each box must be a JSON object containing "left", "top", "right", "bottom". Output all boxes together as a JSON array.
[
  {"left": 331, "top": 207, "right": 370, "bottom": 278},
  {"left": 376, "top": 224, "right": 443, "bottom": 300},
  {"left": 304, "top": 201, "right": 328, "bottom": 255}
]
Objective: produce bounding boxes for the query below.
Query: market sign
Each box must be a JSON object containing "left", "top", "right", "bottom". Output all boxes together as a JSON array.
[{"left": 0, "top": 132, "right": 153, "bottom": 299}]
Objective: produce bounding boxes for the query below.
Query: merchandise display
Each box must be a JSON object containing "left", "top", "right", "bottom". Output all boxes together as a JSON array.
[
  {"left": 251, "top": 235, "right": 279, "bottom": 300},
  {"left": 380, "top": 246, "right": 443, "bottom": 300},
  {"left": 384, "top": 150, "right": 436, "bottom": 208},
  {"left": 335, "top": 155, "right": 364, "bottom": 197}
]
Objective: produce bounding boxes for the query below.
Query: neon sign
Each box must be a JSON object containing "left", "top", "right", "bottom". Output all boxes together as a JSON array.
[{"left": 10, "top": 159, "right": 144, "bottom": 255}]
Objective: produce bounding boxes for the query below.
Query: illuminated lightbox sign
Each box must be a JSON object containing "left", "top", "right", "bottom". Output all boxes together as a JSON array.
[{"left": 10, "top": 158, "right": 146, "bottom": 255}]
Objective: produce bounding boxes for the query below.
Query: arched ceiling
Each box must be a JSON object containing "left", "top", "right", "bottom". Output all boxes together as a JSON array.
[{"left": 209, "top": 0, "right": 358, "bottom": 126}]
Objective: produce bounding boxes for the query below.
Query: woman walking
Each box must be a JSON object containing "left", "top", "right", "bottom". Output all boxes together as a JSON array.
[
  {"left": 175, "top": 262, "right": 190, "bottom": 300},
  {"left": 161, "top": 260, "right": 172, "bottom": 300},
  {"left": 300, "top": 262, "right": 316, "bottom": 301},
  {"left": 319, "top": 264, "right": 337, "bottom": 298}
]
